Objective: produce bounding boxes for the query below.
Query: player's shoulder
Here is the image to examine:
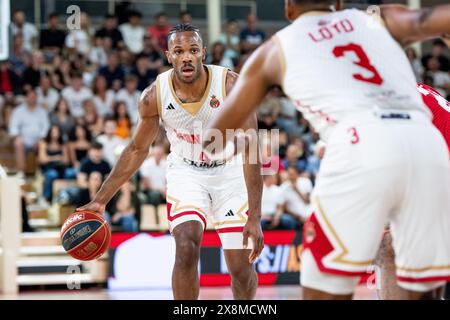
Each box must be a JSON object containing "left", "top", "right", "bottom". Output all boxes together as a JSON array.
[{"left": 138, "top": 81, "right": 160, "bottom": 118}]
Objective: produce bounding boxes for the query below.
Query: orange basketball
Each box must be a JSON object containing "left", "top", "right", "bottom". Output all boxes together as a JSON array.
[{"left": 60, "top": 210, "right": 111, "bottom": 261}]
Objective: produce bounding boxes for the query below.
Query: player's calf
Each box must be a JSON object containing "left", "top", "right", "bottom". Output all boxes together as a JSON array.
[{"left": 225, "top": 249, "right": 258, "bottom": 300}]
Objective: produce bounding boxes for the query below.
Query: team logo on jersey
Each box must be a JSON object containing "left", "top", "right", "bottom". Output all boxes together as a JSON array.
[{"left": 210, "top": 95, "right": 220, "bottom": 109}]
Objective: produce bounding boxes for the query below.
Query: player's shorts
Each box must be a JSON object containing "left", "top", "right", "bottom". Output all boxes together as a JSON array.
[
  {"left": 301, "top": 110, "right": 450, "bottom": 294},
  {"left": 165, "top": 153, "right": 252, "bottom": 250}
]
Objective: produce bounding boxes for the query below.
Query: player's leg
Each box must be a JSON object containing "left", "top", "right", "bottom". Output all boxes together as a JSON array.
[
  {"left": 172, "top": 221, "right": 203, "bottom": 300},
  {"left": 166, "top": 159, "right": 210, "bottom": 300},
  {"left": 210, "top": 163, "right": 258, "bottom": 300},
  {"left": 224, "top": 249, "right": 258, "bottom": 299},
  {"left": 389, "top": 121, "right": 450, "bottom": 300}
]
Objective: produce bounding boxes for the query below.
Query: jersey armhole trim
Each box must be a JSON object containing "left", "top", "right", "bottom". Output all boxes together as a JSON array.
[
  {"left": 222, "top": 68, "right": 229, "bottom": 98},
  {"left": 272, "top": 35, "right": 287, "bottom": 88},
  {"left": 156, "top": 75, "right": 162, "bottom": 117}
]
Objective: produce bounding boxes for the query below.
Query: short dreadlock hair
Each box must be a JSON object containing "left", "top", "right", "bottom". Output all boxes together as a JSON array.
[{"left": 167, "top": 24, "right": 203, "bottom": 45}]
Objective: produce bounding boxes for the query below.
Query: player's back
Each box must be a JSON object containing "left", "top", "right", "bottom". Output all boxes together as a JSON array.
[{"left": 275, "top": 9, "right": 430, "bottom": 141}]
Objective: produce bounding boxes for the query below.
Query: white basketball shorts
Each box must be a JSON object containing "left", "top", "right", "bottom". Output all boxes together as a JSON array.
[{"left": 165, "top": 153, "right": 252, "bottom": 250}]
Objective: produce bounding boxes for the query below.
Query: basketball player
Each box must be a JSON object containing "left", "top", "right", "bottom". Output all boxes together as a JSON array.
[
  {"left": 203, "top": 1, "right": 450, "bottom": 300},
  {"left": 78, "top": 24, "right": 264, "bottom": 300}
]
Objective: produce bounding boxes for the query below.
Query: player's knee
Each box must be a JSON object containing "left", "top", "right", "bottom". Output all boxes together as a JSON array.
[
  {"left": 174, "top": 235, "right": 201, "bottom": 269},
  {"left": 300, "top": 250, "right": 359, "bottom": 296},
  {"left": 229, "top": 264, "right": 255, "bottom": 287}
]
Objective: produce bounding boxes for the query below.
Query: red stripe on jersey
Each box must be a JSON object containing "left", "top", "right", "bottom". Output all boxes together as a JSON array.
[{"left": 417, "top": 83, "right": 450, "bottom": 151}]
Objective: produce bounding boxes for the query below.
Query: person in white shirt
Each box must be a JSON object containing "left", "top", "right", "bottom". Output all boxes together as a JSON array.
[
  {"left": 89, "top": 36, "right": 108, "bottom": 68},
  {"left": 36, "top": 73, "right": 60, "bottom": 112},
  {"left": 65, "top": 12, "right": 92, "bottom": 56},
  {"left": 61, "top": 71, "right": 94, "bottom": 118},
  {"left": 11, "top": 10, "right": 38, "bottom": 52},
  {"left": 119, "top": 11, "right": 145, "bottom": 54},
  {"left": 426, "top": 58, "right": 450, "bottom": 96},
  {"left": 140, "top": 145, "right": 167, "bottom": 206},
  {"left": 95, "top": 117, "right": 127, "bottom": 167},
  {"left": 9, "top": 88, "right": 49, "bottom": 175},
  {"left": 279, "top": 166, "right": 313, "bottom": 224},
  {"left": 261, "top": 174, "right": 301, "bottom": 230},
  {"left": 115, "top": 75, "right": 141, "bottom": 124},
  {"left": 92, "top": 74, "right": 115, "bottom": 117}
]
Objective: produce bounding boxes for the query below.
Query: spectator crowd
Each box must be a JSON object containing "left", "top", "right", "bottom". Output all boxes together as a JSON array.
[{"left": 1, "top": 6, "right": 448, "bottom": 233}]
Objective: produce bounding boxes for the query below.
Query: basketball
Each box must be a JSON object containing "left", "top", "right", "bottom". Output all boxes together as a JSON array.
[{"left": 60, "top": 211, "right": 111, "bottom": 261}]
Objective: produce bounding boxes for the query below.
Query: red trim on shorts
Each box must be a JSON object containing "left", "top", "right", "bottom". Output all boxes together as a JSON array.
[
  {"left": 397, "top": 275, "right": 450, "bottom": 283},
  {"left": 200, "top": 273, "right": 278, "bottom": 286},
  {"left": 216, "top": 227, "right": 244, "bottom": 233},
  {"left": 302, "top": 212, "right": 369, "bottom": 277},
  {"left": 166, "top": 202, "right": 207, "bottom": 228}
]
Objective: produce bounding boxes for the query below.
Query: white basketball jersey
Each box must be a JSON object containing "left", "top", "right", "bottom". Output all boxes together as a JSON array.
[
  {"left": 156, "top": 65, "right": 228, "bottom": 161},
  {"left": 275, "top": 9, "right": 431, "bottom": 142}
]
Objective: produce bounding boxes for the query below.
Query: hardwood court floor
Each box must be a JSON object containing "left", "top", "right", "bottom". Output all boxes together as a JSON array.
[{"left": 0, "top": 285, "right": 378, "bottom": 300}]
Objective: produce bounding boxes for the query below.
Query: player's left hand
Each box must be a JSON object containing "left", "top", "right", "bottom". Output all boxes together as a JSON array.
[{"left": 243, "top": 217, "right": 264, "bottom": 264}]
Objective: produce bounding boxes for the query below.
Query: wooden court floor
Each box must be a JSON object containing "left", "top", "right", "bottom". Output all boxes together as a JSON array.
[{"left": 0, "top": 285, "right": 378, "bottom": 300}]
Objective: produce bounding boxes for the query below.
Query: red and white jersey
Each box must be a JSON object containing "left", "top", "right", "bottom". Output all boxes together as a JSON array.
[
  {"left": 417, "top": 83, "right": 450, "bottom": 151},
  {"left": 156, "top": 65, "right": 228, "bottom": 162},
  {"left": 275, "top": 9, "right": 431, "bottom": 142}
]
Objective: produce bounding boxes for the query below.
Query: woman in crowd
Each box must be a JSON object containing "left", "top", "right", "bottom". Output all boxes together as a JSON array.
[
  {"left": 49, "top": 98, "right": 76, "bottom": 141},
  {"left": 38, "top": 125, "right": 76, "bottom": 202},
  {"left": 92, "top": 74, "right": 115, "bottom": 117},
  {"left": 113, "top": 101, "right": 131, "bottom": 139},
  {"left": 68, "top": 124, "right": 92, "bottom": 168},
  {"left": 81, "top": 99, "right": 103, "bottom": 137}
]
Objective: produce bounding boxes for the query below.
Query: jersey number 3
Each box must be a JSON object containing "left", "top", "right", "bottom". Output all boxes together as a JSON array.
[{"left": 333, "top": 43, "right": 384, "bottom": 86}]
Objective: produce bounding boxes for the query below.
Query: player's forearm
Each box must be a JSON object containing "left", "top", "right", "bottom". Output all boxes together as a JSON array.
[
  {"left": 243, "top": 162, "right": 263, "bottom": 221},
  {"left": 418, "top": 5, "right": 450, "bottom": 37},
  {"left": 93, "top": 143, "right": 149, "bottom": 205}
]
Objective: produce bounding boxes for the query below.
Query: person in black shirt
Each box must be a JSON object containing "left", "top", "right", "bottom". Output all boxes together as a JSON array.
[
  {"left": 131, "top": 54, "right": 159, "bottom": 91},
  {"left": 95, "top": 14, "right": 124, "bottom": 50},
  {"left": 40, "top": 13, "right": 66, "bottom": 58},
  {"left": 98, "top": 51, "right": 125, "bottom": 90},
  {"left": 421, "top": 39, "right": 450, "bottom": 72},
  {"left": 77, "top": 142, "right": 111, "bottom": 188}
]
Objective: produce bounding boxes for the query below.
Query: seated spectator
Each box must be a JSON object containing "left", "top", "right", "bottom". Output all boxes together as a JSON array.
[
  {"left": 140, "top": 146, "right": 167, "bottom": 206},
  {"left": 425, "top": 58, "right": 450, "bottom": 96},
  {"left": 10, "top": 34, "right": 30, "bottom": 78},
  {"left": 261, "top": 139, "right": 284, "bottom": 175},
  {"left": 140, "top": 36, "right": 164, "bottom": 71},
  {"left": 89, "top": 36, "right": 108, "bottom": 68},
  {"left": 240, "top": 14, "right": 266, "bottom": 54},
  {"left": 38, "top": 125, "right": 76, "bottom": 202},
  {"left": 98, "top": 51, "right": 125, "bottom": 90},
  {"left": 92, "top": 74, "right": 115, "bottom": 117},
  {"left": 282, "top": 144, "right": 307, "bottom": 173},
  {"left": 74, "top": 171, "right": 103, "bottom": 209},
  {"left": 220, "top": 20, "right": 240, "bottom": 63},
  {"left": 65, "top": 12, "right": 92, "bottom": 56},
  {"left": 279, "top": 166, "right": 313, "bottom": 224},
  {"left": 96, "top": 117, "right": 127, "bottom": 167},
  {"left": 77, "top": 142, "right": 111, "bottom": 188},
  {"left": 36, "top": 72, "right": 60, "bottom": 112},
  {"left": 119, "top": 10, "right": 146, "bottom": 55},
  {"left": 69, "top": 124, "right": 92, "bottom": 169},
  {"left": 39, "top": 13, "right": 66, "bottom": 60},
  {"left": 81, "top": 99, "right": 103, "bottom": 137},
  {"left": 306, "top": 141, "right": 325, "bottom": 178},
  {"left": 406, "top": 47, "right": 424, "bottom": 82},
  {"left": 261, "top": 174, "right": 299, "bottom": 230},
  {"left": 9, "top": 88, "right": 49, "bottom": 176},
  {"left": 115, "top": 75, "right": 141, "bottom": 124},
  {"left": 0, "top": 60, "right": 22, "bottom": 96},
  {"left": 49, "top": 98, "right": 76, "bottom": 141},
  {"left": 113, "top": 101, "right": 132, "bottom": 139},
  {"left": 147, "top": 12, "right": 172, "bottom": 55},
  {"left": 11, "top": 10, "right": 38, "bottom": 52},
  {"left": 95, "top": 14, "right": 124, "bottom": 50},
  {"left": 22, "top": 51, "right": 44, "bottom": 90},
  {"left": 106, "top": 180, "right": 140, "bottom": 232},
  {"left": 132, "top": 54, "right": 158, "bottom": 92},
  {"left": 421, "top": 39, "right": 450, "bottom": 72},
  {"left": 62, "top": 71, "right": 94, "bottom": 118},
  {"left": 207, "top": 42, "right": 234, "bottom": 69},
  {"left": 179, "top": 10, "right": 192, "bottom": 25}
]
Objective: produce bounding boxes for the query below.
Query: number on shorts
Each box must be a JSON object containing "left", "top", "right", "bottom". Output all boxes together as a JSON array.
[
  {"left": 333, "top": 43, "right": 384, "bottom": 85},
  {"left": 347, "top": 127, "right": 360, "bottom": 145}
]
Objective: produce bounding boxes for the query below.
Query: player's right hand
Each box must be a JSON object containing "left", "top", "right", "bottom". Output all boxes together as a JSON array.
[{"left": 76, "top": 201, "right": 106, "bottom": 216}]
